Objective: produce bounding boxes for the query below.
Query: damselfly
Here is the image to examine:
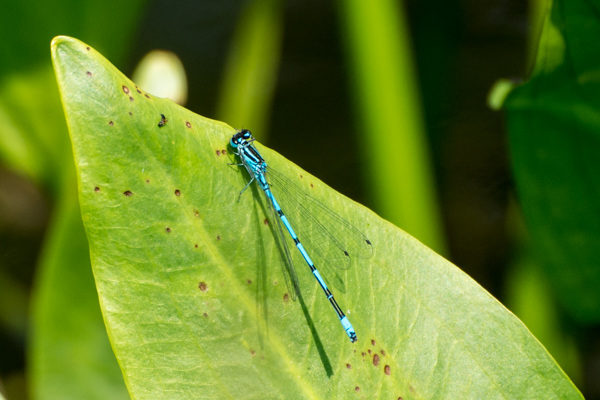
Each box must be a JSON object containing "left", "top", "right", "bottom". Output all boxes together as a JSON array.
[{"left": 230, "top": 129, "right": 372, "bottom": 342}]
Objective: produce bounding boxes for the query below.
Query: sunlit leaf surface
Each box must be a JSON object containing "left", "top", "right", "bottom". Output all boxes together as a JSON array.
[{"left": 53, "top": 35, "right": 581, "bottom": 399}]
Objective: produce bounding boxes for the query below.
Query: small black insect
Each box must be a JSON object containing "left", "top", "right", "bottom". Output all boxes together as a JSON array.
[{"left": 158, "top": 114, "right": 168, "bottom": 127}]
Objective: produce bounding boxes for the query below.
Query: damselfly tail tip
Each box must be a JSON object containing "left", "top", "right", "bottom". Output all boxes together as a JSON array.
[{"left": 341, "top": 316, "right": 357, "bottom": 342}]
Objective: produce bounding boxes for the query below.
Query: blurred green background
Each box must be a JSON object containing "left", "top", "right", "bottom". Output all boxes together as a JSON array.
[{"left": 0, "top": 0, "right": 598, "bottom": 398}]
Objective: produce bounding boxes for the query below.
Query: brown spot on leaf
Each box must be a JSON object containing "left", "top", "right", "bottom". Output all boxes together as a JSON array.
[
  {"left": 384, "top": 365, "right": 391, "bottom": 375},
  {"left": 122, "top": 85, "right": 130, "bottom": 94},
  {"left": 199, "top": 282, "right": 208, "bottom": 291},
  {"left": 123, "top": 191, "right": 133, "bottom": 197},
  {"left": 186, "top": 121, "right": 191, "bottom": 128}
]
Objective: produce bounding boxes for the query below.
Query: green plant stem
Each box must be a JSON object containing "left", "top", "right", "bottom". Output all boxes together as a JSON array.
[
  {"left": 337, "top": 0, "right": 446, "bottom": 254},
  {"left": 216, "top": 0, "right": 283, "bottom": 141}
]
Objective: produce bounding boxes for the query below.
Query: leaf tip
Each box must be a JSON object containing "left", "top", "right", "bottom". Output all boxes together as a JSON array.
[
  {"left": 51, "top": 36, "right": 93, "bottom": 74},
  {"left": 50, "top": 35, "right": 68, "bottom": 49},
  {"left": 50, "top": 35, "right": 83, "bottom": 53}
]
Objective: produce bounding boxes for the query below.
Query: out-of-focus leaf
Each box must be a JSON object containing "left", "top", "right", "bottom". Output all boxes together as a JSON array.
[
  {"left": 29, "top": 187, "right": 128, "bottom": 400},
  {"left": 0, "top": 69, "right": 69, "bottom": 191},
  {"left": 504, "top": 0, "right": 600, "bottom": 322}
]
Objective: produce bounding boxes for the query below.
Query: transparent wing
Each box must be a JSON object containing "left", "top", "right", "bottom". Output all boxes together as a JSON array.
[
  {"left": 235, "top": 147, "right": 301, "bottom": 301},
  {"left": 265, "top": 167, "right": 373, "bottom": 282}
]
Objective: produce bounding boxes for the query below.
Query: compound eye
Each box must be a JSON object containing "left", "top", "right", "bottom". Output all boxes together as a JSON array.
[
  {"left": 231, "top": 132, "right": 242, "bottom": 145},
  {"left": 241, "top": 129, "right": 252, "bottom": 139}
]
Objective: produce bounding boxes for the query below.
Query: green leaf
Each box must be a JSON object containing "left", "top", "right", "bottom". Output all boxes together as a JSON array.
[
  {"left": 53, "top": 35, "right": 582, "bottom": 399},
  {"left": 504, "top": 0, "right": 600, "bottom": 322}
]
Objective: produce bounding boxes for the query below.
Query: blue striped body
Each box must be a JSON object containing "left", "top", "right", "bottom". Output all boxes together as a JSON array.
[{"left": 230, "top": 129, "right": 358, "bottom": 343}]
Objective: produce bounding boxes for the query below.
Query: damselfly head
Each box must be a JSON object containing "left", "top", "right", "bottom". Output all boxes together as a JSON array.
[
  {"left": 240, "top": 129, "right": 253, "bottom": 140},
  {"left": 230, "top": 129, "right": 254, "bottom": 148},
  {"left": 230, "top": 132, "right": 243, "bottom": 148}
]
